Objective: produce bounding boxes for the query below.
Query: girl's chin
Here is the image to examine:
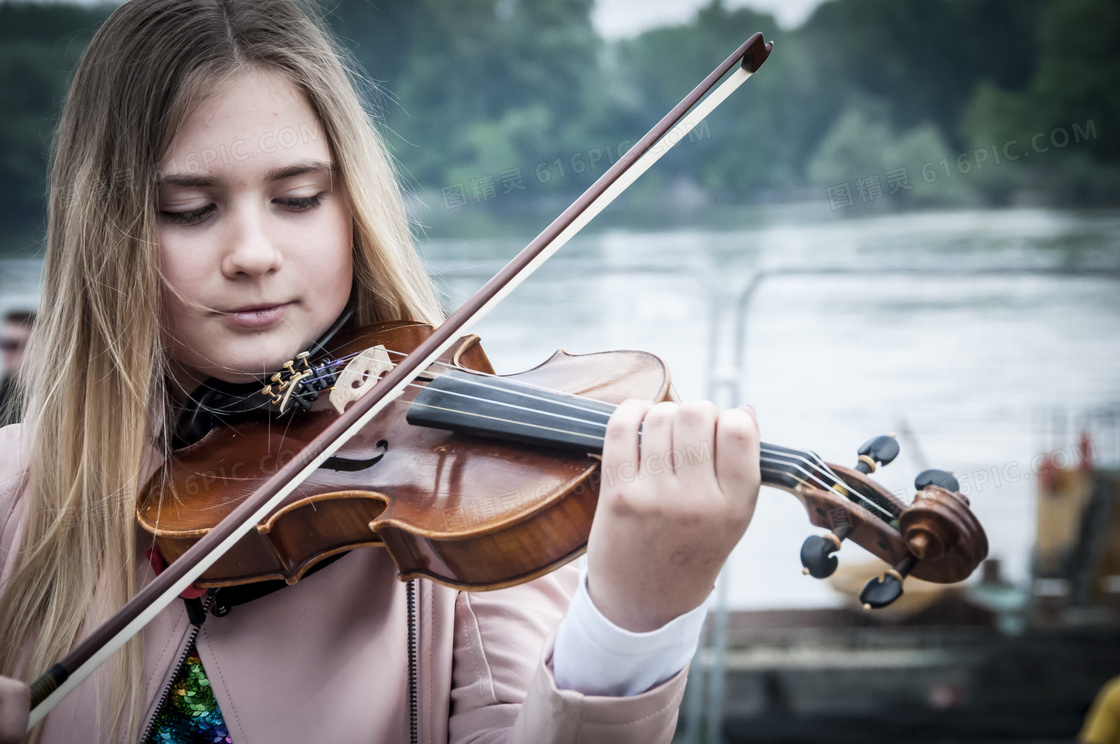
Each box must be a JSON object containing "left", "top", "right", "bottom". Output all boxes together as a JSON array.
[{"left": 167, "top": 329, "right": 323, "bottom": 388}]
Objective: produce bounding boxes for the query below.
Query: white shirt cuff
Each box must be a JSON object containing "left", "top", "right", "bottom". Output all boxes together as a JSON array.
[{"left": 552, "top": 567, "right": 711, "bottom": 697}]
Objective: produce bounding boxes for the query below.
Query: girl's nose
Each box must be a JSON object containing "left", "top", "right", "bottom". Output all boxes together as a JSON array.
[{"left": 221, "top": 210, "right": 283, "bottom": 278}]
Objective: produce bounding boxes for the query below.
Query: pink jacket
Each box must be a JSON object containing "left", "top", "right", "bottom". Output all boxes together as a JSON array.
[{"left": 0, "top": 423, "right": 686, "bottom": 743}]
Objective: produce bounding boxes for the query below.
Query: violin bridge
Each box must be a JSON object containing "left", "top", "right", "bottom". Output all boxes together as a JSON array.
[{"left": 330, "top": 345, "right": 393, "bottom": 414}]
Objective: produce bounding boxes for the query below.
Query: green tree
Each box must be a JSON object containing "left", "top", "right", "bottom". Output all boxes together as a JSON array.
[
  {"left": 1031, "top": 0, "right": 1120, "bottom": 161},
  {"left": 364, "top": 0, "right": 605, "bottom": 194},
  {"left": 798, "top": 0, "right": 1043, "bottom": 147},
  {"left": 807, "top": 103, "right": 966, "bottom": 207},
  {"left": 963, "top": 0, "right": 1120, "bottom": 203},
  {"left": 0, "top": 3, "right": 109, "bottom": 241}
]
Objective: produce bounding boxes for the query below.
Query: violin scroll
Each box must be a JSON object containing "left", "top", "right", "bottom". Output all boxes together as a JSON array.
[{"left": 793, "top": 437, "right": 988, "bottom": 610}]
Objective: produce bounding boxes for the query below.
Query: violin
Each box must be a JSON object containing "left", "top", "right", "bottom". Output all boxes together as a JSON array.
[{"left": 138, "top": 320, "right": 988, "bottom": 608}]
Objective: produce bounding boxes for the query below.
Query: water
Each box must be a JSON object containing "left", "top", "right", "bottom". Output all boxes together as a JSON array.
[
  {"left": 4, "top": 207, "right": 1118, "bottom": 609},
  {"left": 422, "top": 207, "right": 1120, "bottom": 609}
]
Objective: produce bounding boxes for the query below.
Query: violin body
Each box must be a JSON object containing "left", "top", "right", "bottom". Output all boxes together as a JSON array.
[{"left": 138, "top": 321, "right": 674, "bottom": 590}]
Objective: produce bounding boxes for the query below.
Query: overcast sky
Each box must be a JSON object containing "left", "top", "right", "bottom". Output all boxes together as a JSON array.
[{"left": 592, "top": 0, "right": 827, "bottom": 38}]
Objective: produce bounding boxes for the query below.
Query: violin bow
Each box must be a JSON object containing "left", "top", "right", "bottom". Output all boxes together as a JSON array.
[{"left": 27, "top": 33, "right": 773, "bottom": 726}]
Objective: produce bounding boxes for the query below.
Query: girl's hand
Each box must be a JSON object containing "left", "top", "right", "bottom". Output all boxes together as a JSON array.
[
  {"left": 586, "top": 400, "right": 760, "bottom": 632},
  {"left": 0, "top": 676, "right": 29, "bottom": 744}
]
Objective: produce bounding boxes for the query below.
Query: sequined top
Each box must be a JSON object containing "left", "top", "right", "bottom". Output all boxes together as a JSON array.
[{"left": 144, "top": 641, "right": 232, "bottom": 744}]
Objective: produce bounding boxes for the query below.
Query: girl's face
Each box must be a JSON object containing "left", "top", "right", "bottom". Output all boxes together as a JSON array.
[{"left": 157, "top": 69, "right": 353, "bottom": 389}]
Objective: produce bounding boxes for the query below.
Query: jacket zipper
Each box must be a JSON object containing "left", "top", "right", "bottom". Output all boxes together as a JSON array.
[
  {"left": 138, "top": 594, "right": 213, "bottom": 742},
  {"left": 407, "top": 579, "right": 419, "bottom": 744},
  {"left": 138, "top": 586, "right": 418, "bottom": 742}
]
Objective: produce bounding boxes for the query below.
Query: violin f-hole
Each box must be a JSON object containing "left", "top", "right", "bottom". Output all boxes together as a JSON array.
[{"left": 322, "top": 439, "right": 389, "bottom": 472}]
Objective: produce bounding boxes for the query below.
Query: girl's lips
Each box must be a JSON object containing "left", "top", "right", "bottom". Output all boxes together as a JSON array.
[{"left": 220, "top": 302, "right": 290, "bottom": 329}]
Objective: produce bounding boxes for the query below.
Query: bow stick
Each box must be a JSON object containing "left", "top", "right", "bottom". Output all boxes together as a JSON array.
[{"left": 27, "top": 32, "right": 773, "bottom": 726}]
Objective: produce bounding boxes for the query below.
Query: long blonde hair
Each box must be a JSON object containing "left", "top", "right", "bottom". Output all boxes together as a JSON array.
[{"left": 0, "top": 1, "right": 442, "bottom": 740}]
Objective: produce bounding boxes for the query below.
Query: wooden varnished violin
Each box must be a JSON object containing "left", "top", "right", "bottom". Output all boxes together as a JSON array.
[{"left": 138, "top": 321, "right": 988, "bottom": 610}]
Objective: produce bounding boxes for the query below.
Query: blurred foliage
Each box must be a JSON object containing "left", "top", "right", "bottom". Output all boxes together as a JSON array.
[
  {"left": 807, "top": 104, "right": 969, "bottom": 207},
  {"left": 0, "top": 2, "right": 110, "bottom": 246},
  {"left": 963, "top": 0, "right": 1120, "bottom": 204},
  {"left": 0, "top": 0, "right": 1118, "bottom": 246}
]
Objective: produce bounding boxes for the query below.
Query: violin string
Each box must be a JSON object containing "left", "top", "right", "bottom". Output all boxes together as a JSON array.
[
  {"left": 295, "top": 345, "right": 891, "bottom": 518},
  {"left": 402, "top": 369, "right": 614, "bottom": 422},
  {"left": 405, "top": 394, "right": 889, "bottom": 519},
  {"left": 405, "top": 387, "right": 609, "bottom": 431},
  {"left": 303, "top": 347, "right": 618, "bottom": 420},
  {"left": 407, "top": 399, "right": 607, "bottom": 443},
  {"left": 403, "top": 362, "right": 889, "bottom": 517},
  {"left": 301, "top": 340, "right": 630, "bottom": 422},
  {"left": 379, "top": 355, "right": 892, "bottom": 516},
  {"left": 301, "top": 360, "right": 612, "bottom": 432},
  {"left": 398, "top": 378, "right": 888, "bottom": 516},
  {"left": 759, "top": 447, "right": 895, "bottom": 519},
  {"left": 757, "top": 462, "right": 871, "bottom": 519}
]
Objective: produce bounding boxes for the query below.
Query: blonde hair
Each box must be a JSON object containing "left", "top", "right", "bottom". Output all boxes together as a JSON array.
[{"left": 0, "top": 0, "right": 442, "bottom": 740}]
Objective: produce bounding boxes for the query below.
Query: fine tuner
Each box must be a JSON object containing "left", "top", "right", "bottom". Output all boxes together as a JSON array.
[{"left": 799, "top": 433, "right": 980, "bottom": 610}]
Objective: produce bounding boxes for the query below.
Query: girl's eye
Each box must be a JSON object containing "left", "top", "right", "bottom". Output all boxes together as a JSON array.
[
  {"left": 159, "top": 203, "right": 216, "bottom": 226},
  {"left": 276, "top": 194, "right": 323, "bottom": 212}
]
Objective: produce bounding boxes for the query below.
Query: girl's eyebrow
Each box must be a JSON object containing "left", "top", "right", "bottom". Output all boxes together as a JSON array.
[
  {"left": 155, "top": 160, "right": 332, "bottom": 188},
  {"left": 266, "top": 160, "right": 333, "bottom": 182},
  {"left": 156, "top": 173, "right": 218, "bottom": 188}
]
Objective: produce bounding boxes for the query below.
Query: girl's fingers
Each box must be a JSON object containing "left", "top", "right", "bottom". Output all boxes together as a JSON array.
[
  {"left": 603, "top": 399, "right": 649, "bottom": 472},
  {"left": 636, "top": 402, "right": 676, "bottom": 481},
  {"left": 740, "top": 404, "right": 758, "bottom": 426},
  {"left": 714, "top": 405, "right": 761, "bottom": 503},
  {"left": 670, "top": 400, "right": 721, "bottom": 491}
]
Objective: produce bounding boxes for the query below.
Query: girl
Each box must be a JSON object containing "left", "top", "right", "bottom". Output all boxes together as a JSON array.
[{"left": 0, "top": 1, "right": 761, "bottom": 742}]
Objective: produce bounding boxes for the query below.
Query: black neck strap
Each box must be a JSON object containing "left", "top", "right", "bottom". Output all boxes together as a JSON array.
[{"left": 171, "top": 302, "right": 355, "bottom": 449}]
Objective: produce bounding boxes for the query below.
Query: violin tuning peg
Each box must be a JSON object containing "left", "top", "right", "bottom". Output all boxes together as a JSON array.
[
  {"left": 800, "top": 535, "right": 840, "bottom": 578},
  {"left": 799, "top": 524, "right": 853, "bottom": 579},
  {"left": 860, "top": 572, "right": 904, "bottom": 610},
  {"left": 856, "top": 434, "right": 900, "bottom": 474},
  {"left": 859, "top": 554, "right": 917, "bottom": 610},
  {"left": 914, "top": 468, "right": 960, "bottom": 493}
]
